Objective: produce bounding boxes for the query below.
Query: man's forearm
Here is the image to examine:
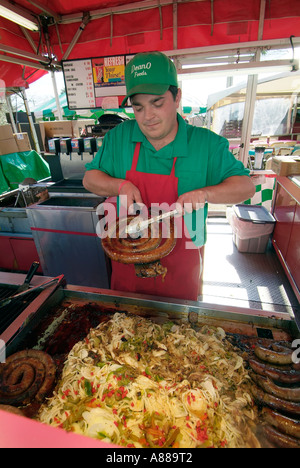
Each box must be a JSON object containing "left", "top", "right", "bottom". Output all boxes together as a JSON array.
[
  {"left": 205, "top": 175, "right": 256, "bottom": 205},
  {"left": 177, "top": 175, "right": 256, "bottom": 211},
  {"left": 83, "top": 170, "right": 123, "bottom": 197}
]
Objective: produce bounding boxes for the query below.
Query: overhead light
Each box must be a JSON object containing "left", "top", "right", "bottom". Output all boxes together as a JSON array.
[
  {"left": 0, "top": 0, "right": 39, "bottom": 31},
  {"left": 179, "top": 59, "right": 299, "bottom": 79}
]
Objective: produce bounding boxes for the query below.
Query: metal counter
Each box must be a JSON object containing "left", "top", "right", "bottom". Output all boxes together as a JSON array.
[{"left": 26, "top": 195, "right": 109, "bottom": 289}]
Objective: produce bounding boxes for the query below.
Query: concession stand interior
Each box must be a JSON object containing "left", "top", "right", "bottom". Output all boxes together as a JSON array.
[{"left": 0, "top": 0, "right": 300, "bottom": 449}]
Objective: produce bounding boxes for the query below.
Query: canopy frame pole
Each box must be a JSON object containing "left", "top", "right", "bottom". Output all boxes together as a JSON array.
[
  {"left": 21, "top": 87, "right": 41, "bottom": 153},
  {"left": 158, "top": 0, "right": 163, "bottom": 40},
  {"left": 0, "top": 54, "right": 48, "bottom": 70},
  {"left": 25, "top": 0, "right": 61, "bottom": 22},
  {"left": 0, "top": 44, "right": 50, "bottom": 64},
  {"left": 110, "top": 13, "right": 113, "bottom": 47},
  {"left": 173, "top": 0, "right": 178, "bottom": 50},
  {"left": 6, "top": 95, "right": 18, "bottom": 133},
  {"left": 20, "top": 26, "right": 38, "bottom": 54},
  {"left": 50, "top": 70, "right": 63, "bottom": 120},
  {"left": 240, "top": 0, "right": 266, "bottom": 167},
  {"left": 62, "top": 12, "right": 91, "bottom": 61}
]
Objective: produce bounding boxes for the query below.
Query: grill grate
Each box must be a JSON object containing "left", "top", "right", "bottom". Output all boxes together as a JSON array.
[
  {"left": 0, "top": 287, "right": 41, "bottom": 335},
  {"left": 0, "top": 287, "right": 15, "bottom": 301}
]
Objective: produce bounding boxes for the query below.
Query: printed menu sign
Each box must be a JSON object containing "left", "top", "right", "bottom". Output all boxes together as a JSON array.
[
  {"left": 62, "top": 54, "right": 134, "bottom": 110},
  {"left": 62, "top": 59, "right": 95, "bottom": 109}
]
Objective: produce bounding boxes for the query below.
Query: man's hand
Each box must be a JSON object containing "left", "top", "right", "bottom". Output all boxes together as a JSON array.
[
  {"left": 119, "top": 180, "right": 144, "bottom": 214},
  {"left": 83, "top": 171, "right": 145, "bottom": 215},
  {"left": 177, "top": 189, "right": 207, "bottom": 214}
]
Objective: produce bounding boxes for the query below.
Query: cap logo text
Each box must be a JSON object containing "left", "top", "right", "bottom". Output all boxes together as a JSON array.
[{"left": 131, "top": 62, "right": 152, "bottom": 78}]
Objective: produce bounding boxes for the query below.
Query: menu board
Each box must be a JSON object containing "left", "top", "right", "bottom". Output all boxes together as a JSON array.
[{"left": 62, "top": 54, "right": 134, "bottom": 110}]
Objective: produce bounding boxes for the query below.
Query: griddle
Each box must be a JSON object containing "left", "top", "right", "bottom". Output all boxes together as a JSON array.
[
  {"left": 1, "top": 280, "right": 300, "bottom": 448},
  {"left": 0, "top": 276, "right": 65, "bottom": 349},
  {"left": 47, "top": 179, "right": 88, "bottom": 194},
  {"left": 4, "top": 284, "right": 300, "bottom": 366}
]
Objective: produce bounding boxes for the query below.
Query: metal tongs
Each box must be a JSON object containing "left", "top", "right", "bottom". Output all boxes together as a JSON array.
[
  {"left": 0, "top": 276, "right": 62, "bottom": 309},
  {"left": 126, "top": 209, "right": 179, "bottom": 236}
]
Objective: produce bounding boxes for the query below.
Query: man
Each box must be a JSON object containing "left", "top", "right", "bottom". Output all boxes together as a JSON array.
[{"left": 83, "top": 51, "right": 255, "bottom": 301}]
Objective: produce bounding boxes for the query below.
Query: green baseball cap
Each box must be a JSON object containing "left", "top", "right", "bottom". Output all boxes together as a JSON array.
[{"left": 121, "top": 52, "right": 178, "bottom": 107}]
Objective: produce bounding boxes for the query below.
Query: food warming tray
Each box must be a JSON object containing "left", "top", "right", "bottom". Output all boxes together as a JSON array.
[
  {"left": 1, "top": 280, "right": 300, "bottom": 449},
  {"left": 5, "top": 284, "right": 299, "bottom": 358}
]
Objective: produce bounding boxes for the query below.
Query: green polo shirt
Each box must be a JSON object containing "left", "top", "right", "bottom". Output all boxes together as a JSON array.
[{"left": 86, "top": 114, "right": 249, "bottom": 245}]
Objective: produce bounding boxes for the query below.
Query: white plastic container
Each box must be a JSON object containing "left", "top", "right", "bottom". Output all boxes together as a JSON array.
[
  {"left": 227, "top": 205, "right": 276, "bottom": 253},
  {"left": 254, "top": 146, "right": 265, "bottom": 169}
]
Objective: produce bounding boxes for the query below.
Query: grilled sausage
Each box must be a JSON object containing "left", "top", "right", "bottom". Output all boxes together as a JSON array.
[
  {"left": 0, "top": 405, "right": 24, "bottom": 416},
  {"left": 0, "top": 358, "right": 45, "bottom": 405},
  {"left": 254, "top": 343, "right": 293, "bottom": 366},
  {"left": 262, "top": 407, "right": 300, "bottom": 440},
  {"left": 0, "top": 350, "right": 56, "bottom": 406},
  {"left": 102, "top": 217, "right": 176, "bottom": 265},
  {"left": 251, "top": 372, "right": 300, "bottom": 402},
  {"left": 263, "top": 425, "right": 300, "bottom": 448},
  {"left": 251, "top": 385, "right": 300, "bottom": 415},
  {"left": 249, "top": 358, "right": 300, "bottom": 384}
]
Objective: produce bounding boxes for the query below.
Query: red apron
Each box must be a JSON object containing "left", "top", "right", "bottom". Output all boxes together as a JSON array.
[{"left": 110, "top": 143, "right": 202, "bottom": 301}]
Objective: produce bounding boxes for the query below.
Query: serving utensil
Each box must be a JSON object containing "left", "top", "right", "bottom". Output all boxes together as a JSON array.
[
  {"left": 126, "top": 209, "right": 179, "bottom": 236},
  {"left": 0, "top": 276, "right": 61, "bottom": 309},
  {"left": 14, "top": 261, "right": 40, "bottom": 294}
]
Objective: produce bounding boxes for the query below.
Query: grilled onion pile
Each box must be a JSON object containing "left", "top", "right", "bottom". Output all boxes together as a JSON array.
[{"left": 37, "top": 313, "right": 259, "bottom": 448}]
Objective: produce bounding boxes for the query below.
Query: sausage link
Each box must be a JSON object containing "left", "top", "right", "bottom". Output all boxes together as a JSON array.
[
  {"left": 2, "top": 362, "right": 35, "bottom": 396},
  {"left": 251, "top": 385, "right": 300, "bottom": 415},
  {"left": 249, "top": 358, "right": 300, "bottom": 384},
  {"left": 27, "top": 350, "right": 56, "bottom": 402},
  {"left": 0, "top": 405, "right": 24, "bottom": 416},
  {"left": 263, "top": 425, "right": 300, "bottom": 448},
  {"left": 109, "top": 218, "right": 162, "bottom": 255},
  {"left": 262, "top": 407, "right": 300, "bottom": 439},
  {"left": 254, "top": 343, "right": 293, "bottom": 365},
  {"left": 251, "top": 372, "right": 300, "bottom": 402},
  {"left": 0, "top": 350, "right": 56, "bottom": 406},
  {"left": 102, "top": 217, "right": 176, "bottom": 264},
  {"left": 0, "top": 358, "right": 45, "bottom": 405}
]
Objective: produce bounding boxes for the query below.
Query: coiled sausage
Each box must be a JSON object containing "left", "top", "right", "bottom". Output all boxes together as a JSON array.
[
  {"left": 0, "top": 350, "right": 56, "bottom": 407},
  {"left": 102, "top": 216, "right": 176, "bottom": 265}
]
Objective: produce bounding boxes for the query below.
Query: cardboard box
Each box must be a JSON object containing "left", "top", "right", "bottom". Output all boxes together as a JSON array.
[
  {"left": 39, "top": 121, "right": 73, "bottom": 150},
  {"left": 0, "top": 138, "right": 18, "bottom": 155},
  {"left": 271, "top": 155, "right": 300, "bottom": 176},
  {"left": 13, "top": 133, "right": 31, "bottom": 152},
  {"left": 72, "top": 119, "right": 95, "bottom": 137},
  {"left": 0, "top": 124, "right": 14, "bottom": 141}
]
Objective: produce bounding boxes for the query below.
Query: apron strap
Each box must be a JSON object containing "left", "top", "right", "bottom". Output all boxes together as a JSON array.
[
  {"left": 131, "top": 142, "right": 141, "bottom": 171},
  {"left": 171, "top": 157, "right": 177, "bottom": 176}
]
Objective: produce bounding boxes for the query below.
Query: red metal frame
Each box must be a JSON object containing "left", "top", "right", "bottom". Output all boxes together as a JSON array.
[{"left": 0, "top": 410, "right": 118, "bottom": 448}]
